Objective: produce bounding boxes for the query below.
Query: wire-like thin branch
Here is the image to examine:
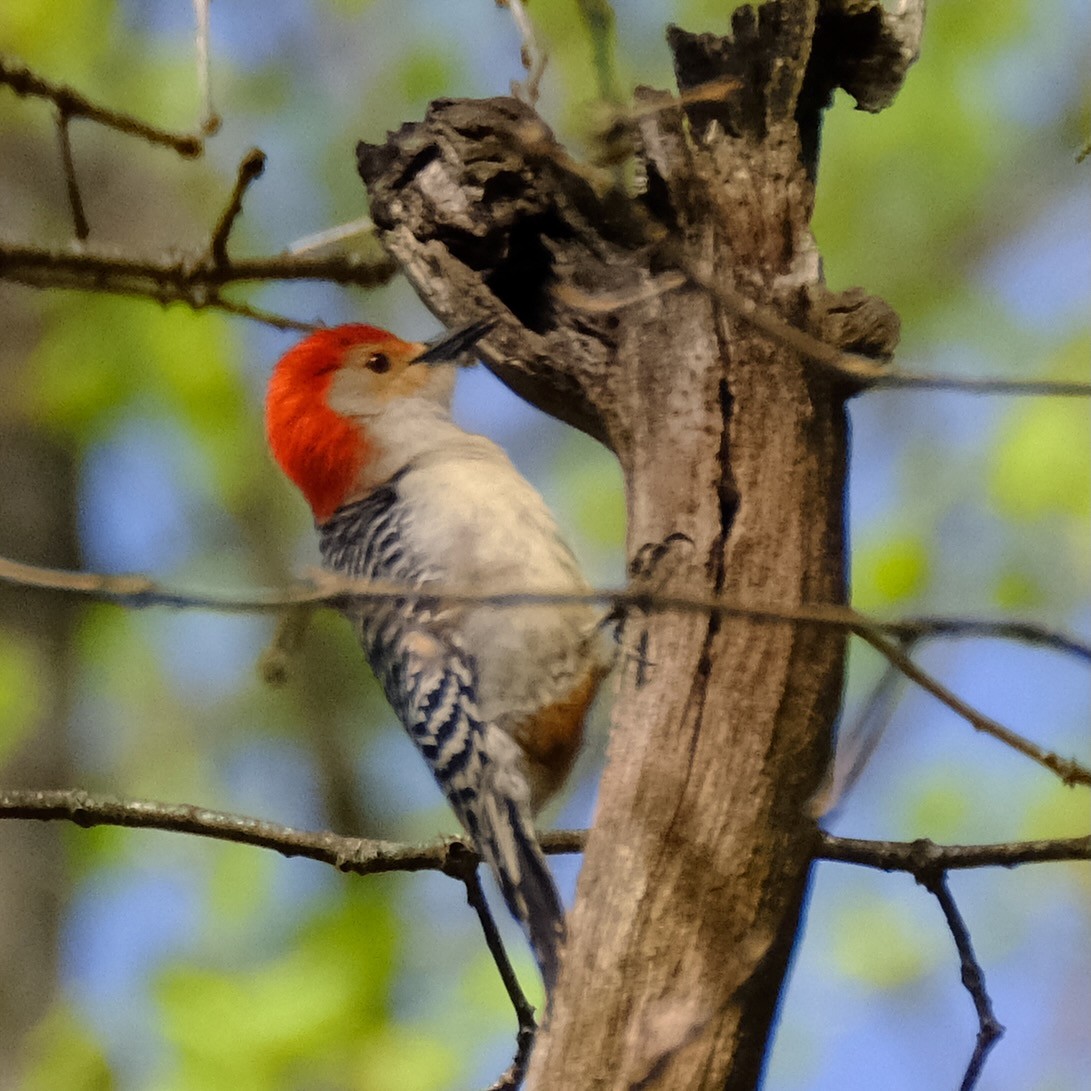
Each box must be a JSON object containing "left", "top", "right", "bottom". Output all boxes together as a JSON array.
[
  {"left": 0, "top": 54, "right": 203, "bottom": 157},
  {"left": 851, "top": 619, "right": 1089, "bottom": 787},
  {"left": 919, "top": 870, "right": 1004, "bottom": 1091},
  {"left": 559, "top": 266, "right": 1091, "bottom": 398},
  {"left": 484, "top": 1024, "right": 536, "bottom": 1091},
  {"left": 680, "top": 263, "right": 1091, "bottom": 397},
  {"left": 2, "top": 554, "right": 1088, "bottom": 785},
  {"left": 872, "top": 374, "right": 1091, "bottom": 396},
  {"left": 2, "top": 554, "right": 1085, "bottom": 657},
  {"left": 209, "top": 148, "right": 266, "bottom": 267},
  {"left": 886, "top": 616, "right": 1091, "bottom": 664},
  {"left": 54, "top": 110, "right": 89, "bottom": 240}
]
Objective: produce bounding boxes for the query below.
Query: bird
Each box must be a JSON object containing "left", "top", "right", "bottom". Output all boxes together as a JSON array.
[{"left": 264, "top": 317, "right": 605, "bottom": 992}]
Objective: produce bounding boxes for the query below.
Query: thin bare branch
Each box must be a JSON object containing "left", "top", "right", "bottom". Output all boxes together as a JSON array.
[
  {"left": 681, "top": 261, "right": 1091, "bottom": 397},
  {"left": 442, "top": 843, "right": 538, "bottom": 1087},
  {"left": 3, "top": 789, "right": 1086, "bottom": 875},
  {"left": 209, "top": 148, "right": 266, "bottom": 267},
  {"left": 815, "top": 832, "right": 1091, "bottom": 872},
  {"left": 872, "top": 373, "right": 1091, "bottom": 396},
  {"left": 202, "top": 295, "right": 316, "bottom": 332},
  {"left": 192, "top": 0, "right": 220, "bottom": 135},
  {"left": 286, "top": 216, "right": 375, "bottom": 256},
  {"left": 54, "top": 110, "right": 89, "bottom": 240},
  {"left": 0, "top": 54, "right": 203, "bottom": 157},
  {"left": 887, "top": 616, "right": 1091, "bottom": 664},
  {"left": 484, "top": 1023, "right": 536, "bottom": 1091},
  {"left": 0, "top": 242, "right": 396, "bottom": 290},
  {"left": 851, "top": 620, "right": 1090, "bottom": 787},
  {"left": 919, "top": 871, "right": 1004, "bottom": 1091},
  {"left": 2, "top": 554, "right": 1089, "bottom": 786},
  {"left": 9, "top": 787, "right": 1078, "bottom": 1090},
  {"left": 560, "top": 263, "right": 1091, "bottom": 398},
  {"left": 2, "top": 554, "right": 1085, "bottom": 660},
  {"left": 0, "top": 241, "right": 394, "bottom": 329},
  {"left": 498, "top": 0, "right": 547, "bottom": 105}
]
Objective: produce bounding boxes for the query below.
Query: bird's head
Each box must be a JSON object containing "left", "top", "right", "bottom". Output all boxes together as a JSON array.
[{"left": 265, "top": 319, "right": 493, "bottom": 523}]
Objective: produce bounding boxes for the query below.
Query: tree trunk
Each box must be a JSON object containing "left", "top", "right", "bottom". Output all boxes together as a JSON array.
[{"left": 358, "top": 0, "right": 914, "bottom": 1084}]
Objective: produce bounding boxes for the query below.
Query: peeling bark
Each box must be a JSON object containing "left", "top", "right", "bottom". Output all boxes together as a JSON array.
[{"left": 357, "top": 0, "right": 914, "bottom": 1084}]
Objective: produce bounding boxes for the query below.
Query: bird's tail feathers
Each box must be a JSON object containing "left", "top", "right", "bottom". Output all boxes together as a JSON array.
[
  {"left": 475, "top": 784, "right": 566, "bottom": 994},
  {"left": 446, "top": 724, "right": 566, "bottom": 994}
]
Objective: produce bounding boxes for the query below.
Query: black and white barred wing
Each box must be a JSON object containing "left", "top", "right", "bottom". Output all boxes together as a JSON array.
[{"left": 319, "top": 487, "right": 565, "bottom": 990}]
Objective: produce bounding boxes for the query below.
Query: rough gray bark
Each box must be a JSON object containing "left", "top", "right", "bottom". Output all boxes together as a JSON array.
[{"left": 358, "top": 0, "right": 914, "bottom": 1085}]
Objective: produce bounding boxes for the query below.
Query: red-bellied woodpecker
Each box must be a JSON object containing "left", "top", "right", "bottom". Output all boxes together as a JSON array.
[{"left": 265, "top": 318, "right": 604, "bottom": 991}]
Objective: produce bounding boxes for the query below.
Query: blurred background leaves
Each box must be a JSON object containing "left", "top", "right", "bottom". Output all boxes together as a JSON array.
[{"left": 0, "top": 0, "right": 1087, "bottom": 1088}]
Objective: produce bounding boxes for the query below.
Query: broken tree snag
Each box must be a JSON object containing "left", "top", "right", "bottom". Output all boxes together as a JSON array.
[{"left": 357, "top": 0, "right": 913, "bottom": 1086}]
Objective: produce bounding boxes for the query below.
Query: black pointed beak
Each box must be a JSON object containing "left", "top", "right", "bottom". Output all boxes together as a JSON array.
[{"left": 413, "top": 318, "right": 497, "bottom": 365}]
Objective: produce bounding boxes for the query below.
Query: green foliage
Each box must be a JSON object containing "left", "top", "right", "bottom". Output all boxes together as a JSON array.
[
  {"left": 21, "top": 1005, "right": 113, "bottom": 1091},
  {"left": 153, "top": 886, "right": 455, "bottom": 1091},
  {"left": 990, "top": 400, "right": 1091, "bottom": 521},
  {"left": 902, "top": 773, "right": 974, "bottom": 842},
  {"left": 828, "top": 891, "right": 942, "bottom": 989},
  {"left": 554, "top": 435, "right": 626, "bottom": 553},
  {"left": 397, "top": 49, "right": 460, "bottom": 105},
  {"left": 852, "top": 534, "right": 931, "bottom": 610},
  {"left": 29, "top": 297, "right": 251, "bottom": 501}
]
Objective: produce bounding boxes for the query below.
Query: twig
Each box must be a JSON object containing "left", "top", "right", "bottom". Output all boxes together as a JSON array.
[
  {"left": 286, "top": 216, "right": 375, "bottom": 256},
  {"left": 499, "top": 0, "right": 547, "bottom": 105},
  {"left": 443, "top": 844, "right": 538, "bottom": 1084},
  {"left": 0, "top": 242, "right": 396, "bottom": 290},
  {"left": 918, "top": 870, "right": 1004, "bottom": 1091},
  {"left": 559, "top": 265, "right": 1091, "bottom": 398},
  {"left": 886, "top": 616, "right": 1091, "bottom": 664},
  {"left": 3, "top": 789, "right": 1087, "bottom": 874},
  {"left": 10, "top": 788, "right": 1078, "bottom": 1091},
  {"left": 209, "top": 148, "right": 266, "bottom": 267},
  {"left": 2, "top": 553, "right": 1088, "bottom": 786},
  {"left": 485, "top": 1024, "right": 536, "bottom": 1091},
  {"left": 0, "top": 787, "right": 494, "bottom": 875},
  {"left": 2, "top": 553, "right": 1086, "bottom": 659},
  {"left": 201, "top": 294, "right": 316, "bottom": 332},
  {"left": 0, "top": 54, "right": 203, "bottom": 157},
  {"left": 815, "top": 832, "right": 1091, "bottom": 872},
  {"left": 872, "top": 373, "right": 1091, "bottom": 396},
  {"left": 3, "top": 553, "right": 1088, "bottom": 785},
  {"left": 850, "top": 619, "right": 1090, "bottom": 787},
  {"left": 54, "top": 110, "right": 89, "bottom": 240},
  {"left": 192, "top": 0, "right": 220, "bottom": 135},
  {"left": 680, "top": 262, "right": 1091, "bottom": 397},
  {"left": 258, "top": 606, "right": 314, "bottom": 686},
  {"left": 0, "top": 242, "right": 394, "bottom": 329}
]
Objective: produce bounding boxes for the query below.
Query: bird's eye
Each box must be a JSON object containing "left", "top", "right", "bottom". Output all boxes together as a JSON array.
[{"left": 366, "top": 352, "right": 392, "bottom": 374}]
